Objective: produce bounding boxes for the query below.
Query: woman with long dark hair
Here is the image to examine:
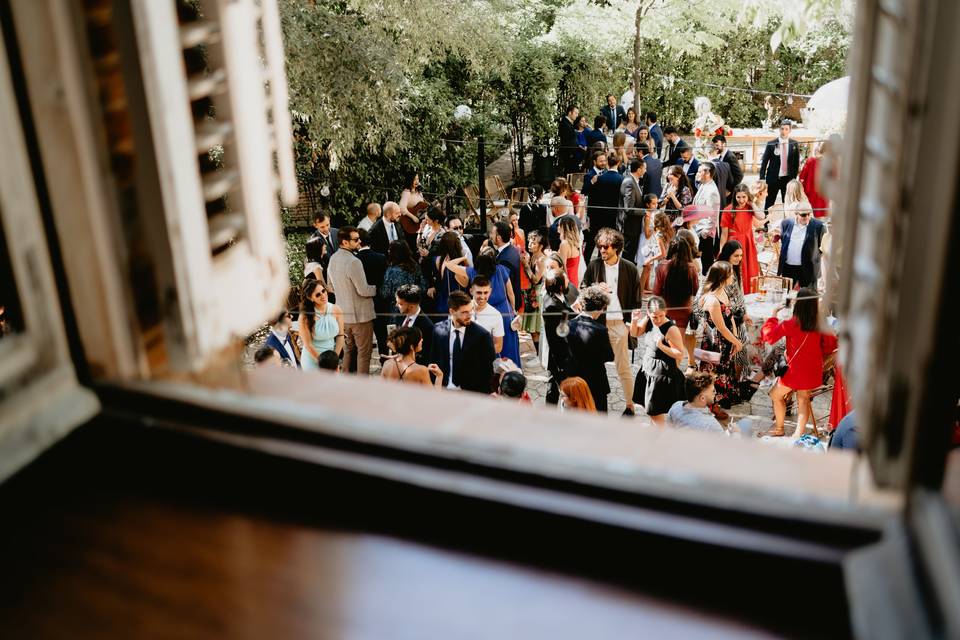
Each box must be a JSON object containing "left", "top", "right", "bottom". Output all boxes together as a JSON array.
[
  {"left": 431, "top": 231, "right": 469, "bottom": 314},
  {"left": 379, "top": 240, "right": 426, "bottom": 313},
  {"left": 696, "top": 261, "right": 747, "bottom": 416},
  {"left": 719, "top": 184, "right": 763, "bottom": 293},
  {"left": 662, "top": 166, "right": 693, "bottom": 220},
  {"left": 654, "top": 237, "right": 700, "bottom": 366},
  {"left": 762, "top": 288, "right": 838, "bottom": 438},
  {"left": 398, "top": 171, "right": 425, "bottom": 231},
  {"left": 381, "top": 326, "right": 443, "bottom": 387},
  {"left": 623, "top": 107, "right": 640, "bottom": 138},
  {"left": 298, "top": 279, "right": 344, "bottom": 371},
  {"left": 717, "top": 240, "right": 750, "bottom": 378}
]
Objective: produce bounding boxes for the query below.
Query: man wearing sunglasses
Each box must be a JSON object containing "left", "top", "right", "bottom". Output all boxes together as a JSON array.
[{"left": 776, "top": 205, "right": 826, "bottom": 289}]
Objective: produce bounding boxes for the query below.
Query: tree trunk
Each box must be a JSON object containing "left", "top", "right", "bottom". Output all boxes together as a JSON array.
[{"left": 632, "top": 1, "right": 654, "bottom": 118}]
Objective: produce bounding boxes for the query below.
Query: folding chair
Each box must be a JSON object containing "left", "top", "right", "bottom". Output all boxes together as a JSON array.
[
  {"left": 566, "top": 173, "right": 585, "bottom": 191},
  {"left": 750, "top": 274, "right": 793, "bottom": 294}
]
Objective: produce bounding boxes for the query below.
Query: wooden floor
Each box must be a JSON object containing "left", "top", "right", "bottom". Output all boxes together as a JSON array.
[{"left": 0, "top": 419, "right": 853, "bottom": 639}]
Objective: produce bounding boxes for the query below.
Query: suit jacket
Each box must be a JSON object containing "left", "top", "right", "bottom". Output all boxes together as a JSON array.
[
  {"left": 759, "top": 139, "right": 800, "bottom": 184},
  {"left": 558, "top": 116, "right": 578, "bottom": 164},
  {"left": 664, "top": 139, "right": 690, "bottom": 167},
  {"left": 711, "top": 159, "right": 733, "bottom": 210},
  {"left": 584, "top": 127, "right": 606, "bottom": 150},
  {"left": 429, "top": 319, "right": 495, "bottom": 393},
  {"left": 600, "top": 104, "right": 628, "bottom": 132},
  {"left": 368, "top": 218, "right": 406, "bottom": 255},
  {"left": 394, "top": 311, "right": 434, "bottom": 365},
  {"left": 496, "top": 243, "right": 522, "bottom": 311},
  {"left": 264, "top": 331, "right": 300, "bottom": 368},
  {"left": 584, "top": 169, "right": 624, "bottom": 231},
  {"left": 619, "top": 173, "right": 645, "bottom": 239},
  {"left": 717, "top": 149, "right": 743, "bottom": 187},
  {"left": 566, "top": 314, "right": 615, "bottom": 402},
  {"left": 357, "top": 248, "right": 387, "bottom": 289},
  {"left": 683, "top": 158, "right": 700, "bottom": 189},
  {"left": 542, "top": 295, "right": 573, "bottom": 381},
  {"left": 327, "top": 248, "right": 377, "bottom": 323},
  {"left": 309, "top": 228, "right": 339, "bottom": 275},
  {"left": 581, "top": 257, "right": 642, "bottom": 324},
  {"left": 648, "top": 123, "right": 664, "bottom": 157},
  {"left": 777, "top": 218, "right": 826, "bottom": 285},
  {"left": 641, "top": 155, "right": 663, "bottom": 197}
]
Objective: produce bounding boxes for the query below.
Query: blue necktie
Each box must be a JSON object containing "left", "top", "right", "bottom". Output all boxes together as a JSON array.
[{"left": 451, "top": 329, "right": 462, "bottom": 387}]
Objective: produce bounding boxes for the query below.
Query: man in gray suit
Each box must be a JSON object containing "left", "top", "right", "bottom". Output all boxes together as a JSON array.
[
  {"left": 620, "top": 158, "right": 647, "bottom": 263},
  {"left": 327, "top": 225, "right": 377, "bottom": 374}
]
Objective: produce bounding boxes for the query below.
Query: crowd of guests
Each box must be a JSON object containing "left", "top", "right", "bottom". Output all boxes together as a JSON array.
[{"left": 254, "top": 95, "right": 842, "bottom": 438}]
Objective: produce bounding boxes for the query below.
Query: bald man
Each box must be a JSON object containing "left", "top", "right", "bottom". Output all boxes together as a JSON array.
[{"left": 369, "top": 201, "right": 406, "bottom": 254}]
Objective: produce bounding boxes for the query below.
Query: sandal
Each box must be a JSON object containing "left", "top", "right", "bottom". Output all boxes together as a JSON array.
[{"left": 765, "top": 427, "right": 785, "bottom": 437}]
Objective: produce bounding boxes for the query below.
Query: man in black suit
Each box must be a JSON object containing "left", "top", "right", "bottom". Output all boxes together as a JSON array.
[
  {"left": 429, "top": 290, "right": 495, "bottom": 393},
  {"left": 491, "top": 221, "right": 522, "bottom": 311},
  {"left": 566, "top": 285, "right": 616, "bottom": 412},
  {"left": 711, "top": 154, "right": 733, "bottom": 210},
  {"left": 600, "top": 94, "right": 627, "bottom": 133},
  {"left": 581, "top": 152, "right": 624, "bottom": 262},
  {"left": 558, "top": 104, "right": 580, "bottom": 175},
  {"left": 394, "top": 284, "right": 433, "bottom": 364},
  {"left": 646, "top": 112, "right": 663, "bottom": 158},
  {"left": 580, "top": 227, "right": 642, "bottom": 416},
  {"left": 620, "top": 158, "right": 646, "bottom": 262},
  {"left": 776, "top": 210, "right": 826, "bottom": 288},
  {"left": 678, "top": 147, "right": 700, "bottom": 194},
  {"left": 759, "top": 120, "right": 801, "bottom": 211},
  {"left": 711, "top": 134, "right": 743, "bottom": 188},
  {"left": 542, "top": 269, "right": 573, "bottom": 405},
  {"left": 356, "top": 228, "right": 388, "bottom": 361},
  {"left": 368, "top": 201, "right": 405, "bottom": 255},
  {"left": 635, "top": 142, "right": 662, "bottom": 198},
  {"left": 662, "top": 126, "right": 690, "bottom": 167},
  {"left": 308, "top": 211, "right": 338, "bottom": 282}
]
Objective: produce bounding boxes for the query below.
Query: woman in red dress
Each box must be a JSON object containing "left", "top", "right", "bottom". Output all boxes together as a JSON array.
[
  {"left": 557, "top": 216, "right": 582, "bottom": 287},
  {"left": 761, "top": 287, "right": 839, "bottom": 438},
  {"left": 719, "top": 184, "right": 763, "bottom": 293},
  {"left": 799, "top": 141, "right": 830, "bottom": 218},
  {"left": 510, "top": 211, "right": 527, "bottom": 312}
]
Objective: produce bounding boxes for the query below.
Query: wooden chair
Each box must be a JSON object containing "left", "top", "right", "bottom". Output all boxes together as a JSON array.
[
  {"left": 509, "top": 187, "right": 529, "bottom": 210},
  {"left": 462, "top": 185, "right": 480, "bottom": 215},
  {"left": 757, "top": 230, "right": 781, "bottom": 276},
  {"left": 484, "top": 175, "right": 509, "bottom": 209},
  {"left": 750, "top": 274, "right": 793, "bottom": 293},
  {"left": 566, "top": 173, "right": 585, "bottom": 191}
]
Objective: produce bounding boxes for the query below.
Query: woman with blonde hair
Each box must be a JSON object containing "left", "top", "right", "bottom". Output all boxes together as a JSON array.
[
  {"left": 559, "top": 376, "right": 597, "bottom": 412},
  {"left": 557, "top": 216, "right": 582, "bottom": 287}
]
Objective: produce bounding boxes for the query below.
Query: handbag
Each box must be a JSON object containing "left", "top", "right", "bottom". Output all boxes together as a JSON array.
[{"left": 774, "top": 334, "right": 810, "bottom": 378}]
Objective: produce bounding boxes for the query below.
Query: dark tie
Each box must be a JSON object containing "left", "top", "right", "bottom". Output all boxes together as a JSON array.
[{"left": 451, "top": 329, "right": 462, "bottom": 387}]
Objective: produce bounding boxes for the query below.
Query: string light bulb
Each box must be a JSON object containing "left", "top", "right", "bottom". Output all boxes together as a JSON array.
[{"left": 320, "top": 185, "right": 330, "bottom": 197}]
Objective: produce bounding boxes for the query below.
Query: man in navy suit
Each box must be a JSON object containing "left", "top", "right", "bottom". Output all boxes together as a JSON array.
[
  {"left": 646, "top": 112, "right": 663, "bottom": 157},
  {"left": 581, "top": 152, "right": 625, "bottom": 261},
  {"left": 429, "top": 291, "right": 495, "bottom": 393},
  {"left": 584, "top": 116, "right": 607, "bottom": 151},
  {"left": 776, "top": 210, "right": 825, "bottom": 288},
  {"left": 491, "top": 221, "right": 522, "bottom": 311},
  {"left": 662, "top": 126, "right": 690, "bottom": 167},
  {"left": 308, "top": 212, "right": 338, "bottom": 280},
  {"left": 678, "top": 147, "right": 700, "bottom": 194},
  {"left": 368, "top": 201, "right": 406, "bottom": 255},
  {"left": 566, "top": 285, "right": 615, "bottom": 412},
  {"left": 636, "top": 142, "right": 662, "bottom": 198},
  {"left": 394, "top": 284, "right": 434, "bottom": 364},
  {"left": 263, "top": 311, "right": 300, "bottom": 368},
  {"left": 759, "top": 120, "right": 801, "bottom": 211},
  {"left": 600, "top": 94, "right": 627, "bottom": 133}
]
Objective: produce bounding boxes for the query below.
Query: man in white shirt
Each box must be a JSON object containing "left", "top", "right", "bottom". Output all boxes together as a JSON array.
[
  {"left": 470, "top": 275, "right": 504, "bottom": 355},
  {"left": 777, "top": 209, "right": 825, "bottom": 288},
  {"left": 357, "top": 202, "right": 381, "bottom": 232},
  {"left": 692, "top": 162, "right": 721, "bottom": 274}
]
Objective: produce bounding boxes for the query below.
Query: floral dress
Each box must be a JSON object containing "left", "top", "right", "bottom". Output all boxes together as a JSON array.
[{"left": 696, "top": 300, "right": 752, "bottom": 409}]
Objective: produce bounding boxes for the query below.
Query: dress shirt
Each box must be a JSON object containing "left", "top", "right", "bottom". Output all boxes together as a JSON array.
[
  {"left": 385, "top": 220, "right": 398, "bottom": 243},
  {"left": 402, "top": 308, "right": 421, "bottom": 328},
  {"left": 358, "top": 216, "right": 376, "bottom": 232},
  {"left": 778, "top": 138, "right": 789, "bottom": 177},
  {"left": 271, "top": 329, "right": 297, "bottom": 363},
  {"left": 447, "top": 324, "right": 464, "bottom": 390},
  {"left": 604, "top": 260, "right": 623, "bottom": 321},
  {"left": 785, "top": 220, "right": 808, "bottom": 266}
]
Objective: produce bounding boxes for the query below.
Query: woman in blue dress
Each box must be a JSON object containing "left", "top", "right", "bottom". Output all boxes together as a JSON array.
[
  {"left": 298, "top": 279, "right": 344, "bottom": 370},
  {"left": 431, "top": 231, "right": 469, "bottom": 316},
  {"left": 448, "top": 247, "right": 521, "bottom": 367}
]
